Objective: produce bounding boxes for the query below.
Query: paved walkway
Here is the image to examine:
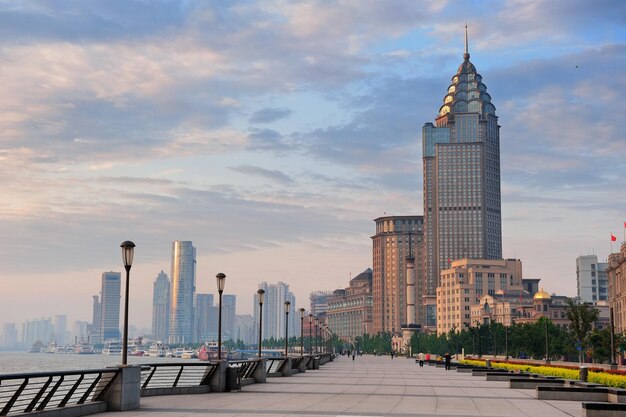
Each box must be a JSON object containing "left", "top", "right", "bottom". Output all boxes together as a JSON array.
[{"left": 102, "top": 355, "right": 582, "bottom": 417}]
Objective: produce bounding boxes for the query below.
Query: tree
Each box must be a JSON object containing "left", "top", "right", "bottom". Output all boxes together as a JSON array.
[{"left": 565, "top": 298, "right": 600, "bottom": 363}]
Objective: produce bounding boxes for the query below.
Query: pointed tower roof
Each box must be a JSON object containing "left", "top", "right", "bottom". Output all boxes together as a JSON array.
[{"left": 437, "top": 26, "right": 497, "bottom": 121}]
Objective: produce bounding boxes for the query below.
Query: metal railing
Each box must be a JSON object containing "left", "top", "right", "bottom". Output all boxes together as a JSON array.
[
  {"left": 228, "top": 360, "right": 260, "bottom": 380},
  {"left": 140, "top": 363, "right": 219, "bottom": 389},
  {"left": 0, "top": 368, "right": 118, "bottom": 416},
  {"left": 265, "top": 357, "right": 288, "bottom": 374}
]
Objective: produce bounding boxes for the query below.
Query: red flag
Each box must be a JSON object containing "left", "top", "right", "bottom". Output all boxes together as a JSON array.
[{"left": 611, "top": 233, "right": 617, "bottom": 242}]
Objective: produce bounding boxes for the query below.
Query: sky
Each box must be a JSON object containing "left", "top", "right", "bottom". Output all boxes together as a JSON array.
[{"left": 1, "top": 0, "right": 625, "bottom": 330}]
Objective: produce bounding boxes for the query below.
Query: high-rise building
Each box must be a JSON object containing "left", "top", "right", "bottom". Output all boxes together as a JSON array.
[
  {"left": 1, "top": 323, "right": 18, "bottom": 348},
  {"left": 436, "top": 258, "right": 522, "bottom": 334},
  {"left": 576, "top": 255, "right": 609, "bottom": 303},
  {"left": 371, "top": 216, "right": 423, "bottom": 333},
  {"left": 53, "top": 315, "right": 67, "bottom": 345},
  {"left": 91, "top": 295, "right": 101, "bottom": 344},
  {"left": 309, "top": 291, "right": 332, "bottom": 318},
  {"left": 223, "top": 295, "right": 237, "bottom": 341},
  {"left": 194, "top": 294, "right": 215, "bottom": 342},
  {"left": 100, "top": 271, "right": 121, "bottom": 341},
  {"left": 422, "top": 32, "right": 502, "bottom": 329},
  {"left": 21, "top": 317, "right": 53, "bottom": 346},
  {"left": 169, "top": 241, "right": 196, "bottom": 344},
  {"left": 236, "top": 315, "right": 254, "bottom": 345},
  {"left": 152, "top": 270, "right": 170, "bottom": 342},
  {"left": 254, "top": 282, "right": 297, "bottom": 341}
]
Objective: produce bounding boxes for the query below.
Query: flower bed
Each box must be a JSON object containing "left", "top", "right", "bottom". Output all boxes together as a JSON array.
[{"left": 460, "top": 359, "right": 626, "bottom": 388}]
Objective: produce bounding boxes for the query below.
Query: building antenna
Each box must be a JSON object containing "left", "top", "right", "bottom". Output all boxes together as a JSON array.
[{"left": 464, "top": 23, "right": 470, "bottom": 60}]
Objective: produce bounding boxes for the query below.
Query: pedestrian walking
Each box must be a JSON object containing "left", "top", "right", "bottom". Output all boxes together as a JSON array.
[
  {"left": 444, "top": 352, "right": 451, "bottom": 371},
  {"left": 352, "top": 350, "right": 355, "bottom": 361},
  {"left": 418, "top": 352, "right": 424, "bottom": 367}
]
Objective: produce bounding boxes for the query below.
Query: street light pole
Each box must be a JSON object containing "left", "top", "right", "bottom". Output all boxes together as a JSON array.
[
  {"left": 120, "top": 241, "right": 135, "bottom": 366},
  {"left": 257, "top": 289, "right": 265, "bottom": 359},
  {"left": 299, "top": 308, "right": 305, "bottom": 356},
  {"left": 284, "top": 301, "right": 291, "bottom": 356},
  {"left": 308, "top": 314, "right": 313, "bottom": 354},
  {"left": 216, "top": 273, "right": 226, "bottom": 360},
  {"left": 315, "top": 318, "right": 319, "bottom": 354}
]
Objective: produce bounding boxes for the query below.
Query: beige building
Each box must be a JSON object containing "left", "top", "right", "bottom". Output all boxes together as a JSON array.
[
  {"left": 326, "top": 269, "right": 373, "bottom": 342},
  {"left": 608, "top": 242, "right": 626, "bottom": 334},
  {"left": 436, "top": 258, "right": 523, "bottom": 334},
  {"left": 513, "top": 289, "right": 571, "bottom": 329},
  {"left": 470, "top": 289, "right": 533, "bottom": 326},
  {"left": 372, "top": 216, "right": 423, "bottom": 333}
]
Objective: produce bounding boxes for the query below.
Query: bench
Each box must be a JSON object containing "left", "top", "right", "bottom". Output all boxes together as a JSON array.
[{"left": 582, "top": 401, "right": 626, "bottom": 417}]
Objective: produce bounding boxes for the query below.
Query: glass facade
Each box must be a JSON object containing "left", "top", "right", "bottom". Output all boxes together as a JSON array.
[{"left": 169, "top": 241, "right": 196, "bottom": 344}]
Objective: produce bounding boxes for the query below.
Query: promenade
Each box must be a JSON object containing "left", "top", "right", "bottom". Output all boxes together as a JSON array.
[{"left": 99, "top": 355, "right": 582, "bottom": 417}]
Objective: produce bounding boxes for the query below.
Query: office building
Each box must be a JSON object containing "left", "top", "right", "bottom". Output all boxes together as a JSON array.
[
  {"left": 90, "top": 295, "right": 101, "bottom": 344},
  {"left": 100, "top": 271, "right": 121, "bottom": 341},
  {"left": 309, "top": 291, "right": 332, "bottom": 318},
  {"left": 436, "top": 258, "right": 522, "bottom": 334},
  {"left": 194, "top": 294, "right": 215, "bottom": 342},
  {"left": 223, "top": 294, "right": 237, "bottom": 341},
  {"left": 1, "top": 323, "right": 18, "bottom": 348},
  {"left": 326, "top": 268, "right": 373, "bottom": 342},
  {"left": 236, "top": 315, "right": 255, "bottom": 345},
  {"left": 422, "top": 31, "right": 503, "bottom": 329},
  {"left": 576, "top": 255, "right": 609, "bottom": 302},
  {"left": 371, "top": 215, "right": 423, "bottom": 333},
  {"left": 152, "top": 270, "right": 170, "bottom": 342},
  {"left": 53, "top": 315, "right": 67, "bottom": 346},
  {"left": 254, "top": 282, "right": 298, "bottom": 341},
  {"left": 22, "top": 317, "right": 53, "bottom": 346},
  {"left": 169, "top": 241, "right": 196, "bottom": 344}
]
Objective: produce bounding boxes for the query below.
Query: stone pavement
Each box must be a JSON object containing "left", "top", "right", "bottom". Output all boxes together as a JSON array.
[{"left": 100, "top": 355, "right": 582, "bottom": 417}]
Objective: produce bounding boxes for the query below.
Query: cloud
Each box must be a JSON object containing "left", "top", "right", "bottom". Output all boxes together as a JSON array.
[
  {"left": 249, "top": 107, "right": 292, "bottom": 123},
  {"left": 230, "top": 164, "right": 294, "bottom": 184}
]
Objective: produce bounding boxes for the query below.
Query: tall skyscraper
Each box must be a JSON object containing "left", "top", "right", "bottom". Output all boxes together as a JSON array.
[
  {"left": 100, "top": 271, "right": 121, "bottom": 341},
  {"left": 194, "top": 293, "right": 215, "bottom": 342},
  {"left": 1, "top": 323, "right": 18, "bottom": 348},
  {"left": 91, "top": 295, "right": 101, "bottom": 344},
  {"left": 371, "top": 216, "right": 423, "bottom": 333},
  {"left": 254, "top": 282, "right": 297, "bottom": 341},
  {"left": 152, "top": 270, "right": 170, "bottom": 342},
  {"left": 222, "top": 294, "right": 237, "bottom": 341},
  {"left": 169, "top": 241, "right": 196, "bottom": 344},
  {"left": 576, "top": 255, "right": 609, "bottom": 303},
  {"left": 53, "top": 315, "right": 67, "bottom": 345},
  {"left": 422, "top": 31, "right": 502, "bottom": 328}
]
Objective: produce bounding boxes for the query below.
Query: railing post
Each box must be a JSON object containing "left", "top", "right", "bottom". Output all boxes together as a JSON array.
[
  {"left": 252, "top": 359, "right": 267, "bottom": 383},
  {"left": 209, "top": 361, "right": 228, "bottom": 392},
  {"left": 104, "top": 366, "right": 141, "bottom": 411},
  {"left": 279, "top": 357, "right": 293, "bottom": 377}
]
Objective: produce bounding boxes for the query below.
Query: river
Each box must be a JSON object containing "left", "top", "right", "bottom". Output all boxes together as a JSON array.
[{"left": 0, "top": 352, "right": 200, "bottom": 374}]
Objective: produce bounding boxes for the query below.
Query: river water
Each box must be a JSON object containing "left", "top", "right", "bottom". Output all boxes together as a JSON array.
[{"left": 0, "top": 352, "right": 200, "bottom": 374}]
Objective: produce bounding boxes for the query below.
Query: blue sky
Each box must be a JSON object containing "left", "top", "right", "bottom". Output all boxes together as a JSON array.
[{"left": 1, "top": 0, "right": 625, "bottom": 328}]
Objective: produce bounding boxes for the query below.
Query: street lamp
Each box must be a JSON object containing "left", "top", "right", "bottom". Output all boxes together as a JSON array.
[
  {"left": 216, "top": 273, "right": 226, "bottom": 360},
  {"left": 257, "top": 289, "right": 265, "bottom": 358},
  {"left": 120, "top": 241, "right": 135, "bottom": 366},
  {"left": 299, "top": 308, "right": 305, "bottom": 356},
  {"left": 315, "top": 317, "right": 320, "bottom": 354},
  {"left": 284, "top": 301, "right": 291, "bottom": 356},
  {"left": 308, "top": 314, "right": 313, "bottom": 354}
]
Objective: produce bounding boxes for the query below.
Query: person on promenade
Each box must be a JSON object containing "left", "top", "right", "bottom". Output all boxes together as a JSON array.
[
  {"left": 418, "top": 352, "right": 424, "bottom": 367},
  {"left": 444, "top": 352, "right": 451, "bottom": 371},
  {"left": 352, "top": 350, "right": 355, "bottom": 361}
]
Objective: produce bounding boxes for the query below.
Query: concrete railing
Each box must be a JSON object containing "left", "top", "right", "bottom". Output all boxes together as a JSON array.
[
  {"left": 0, "top": 367, "right": 119, "bottom": 416},
  {"left": 0, "top": 355, "right": 336, "bottom": 417}
]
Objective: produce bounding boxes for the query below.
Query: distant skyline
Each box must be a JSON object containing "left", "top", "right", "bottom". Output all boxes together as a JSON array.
[{"left": 1, "top": 1, "right": 625, "bottom": 328}]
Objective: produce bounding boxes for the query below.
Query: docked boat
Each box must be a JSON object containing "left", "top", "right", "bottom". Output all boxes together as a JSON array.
[
  {"left": 28, "top": 341, "right": 45, "bottom": 353},
  {"left": 146, "top": 341, "right": 167, "bottom": 357},
  {"left": 102, "top": 340, "right": 123, "bottom": 355},
  {"left": 46, "top": 342, "right": 57, "bottom": 353},
  {"left": 181, "top": 348, "right": 197, "bottom": 359},
  {"left": 75, "top": 340, "right": 95, "bottom": 354}
]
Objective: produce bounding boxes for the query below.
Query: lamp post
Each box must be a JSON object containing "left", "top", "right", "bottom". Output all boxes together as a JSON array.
[
  {"left": 120, "top": 241, "right": 135, "bottom": 366},
  {"left": 216, "top": 273, "right": 226, "bottom": 360},
  {"left": 257, "top": 289, "right": 265, "bottom": 358},
  {"left": 315, "top": 317, "right": 319, "bottom": 354},
  {"left": 284, "top": 301, "right": 291, "bottom": 356},
  {"left": 308, "top": 314, "right": 313, "bottom": 354},
  {"left": 299, "top": 308, "right": 305, "bottom": 356}
]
